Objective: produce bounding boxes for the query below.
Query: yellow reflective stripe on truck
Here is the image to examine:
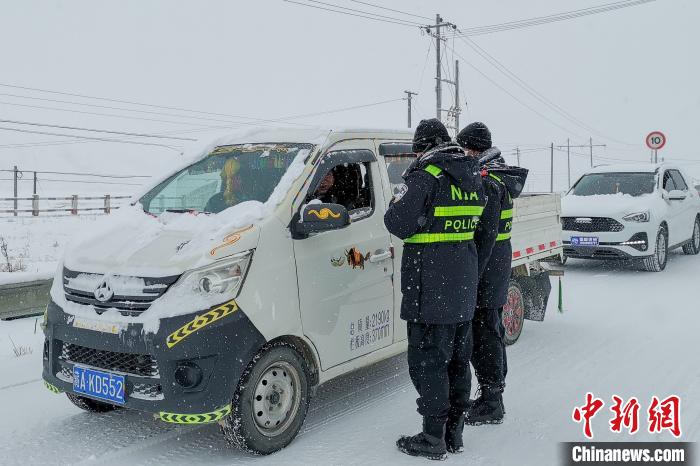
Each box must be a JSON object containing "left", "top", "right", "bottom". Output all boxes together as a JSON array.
[
  {"left": 166, "top": 300, "right": 238, "bottom": 349},
  {"left": 434, "top": 205, "right": 485, "bottom": 217},
  {"left": 159, "top": 404, "right": 232, "bottom": 424},
  {"left": 44, "top": 381, "right": 61, "bottom": 394},
  {"left": 404, "top": 232, "right": 475, "bottom": 243}
]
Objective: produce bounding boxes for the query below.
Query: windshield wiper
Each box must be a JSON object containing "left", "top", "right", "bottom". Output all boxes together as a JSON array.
[{"left": 164, "top": 208, "right": 201, "bottom": 214}]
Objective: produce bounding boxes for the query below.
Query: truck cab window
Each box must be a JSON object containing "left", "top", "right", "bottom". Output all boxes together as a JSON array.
[{"left": 310, "top": 162, "right": 373, "bottom": 221}]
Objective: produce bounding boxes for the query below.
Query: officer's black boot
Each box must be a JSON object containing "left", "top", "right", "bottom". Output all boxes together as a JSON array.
[
  {"left": 396, "top": 417, "right": 447, "bottom": 461},
  {"left": 465, "top": 386, "right": 505, "bottom": 426},
  {"left": 445, "top": 409, "right": 465, "bottom": 453}
]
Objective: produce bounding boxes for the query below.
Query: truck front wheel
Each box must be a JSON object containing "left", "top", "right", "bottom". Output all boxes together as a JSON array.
[
  {"left": 222, "top": 343, "right": 311, "bottom": 455},
  {"left": 502, "top": 281, "right": 525, "bottom": 346}
]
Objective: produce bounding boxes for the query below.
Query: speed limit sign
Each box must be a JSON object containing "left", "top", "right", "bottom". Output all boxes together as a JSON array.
[{"left": 646, "top": 131, "right": 666, "bottom": 150}]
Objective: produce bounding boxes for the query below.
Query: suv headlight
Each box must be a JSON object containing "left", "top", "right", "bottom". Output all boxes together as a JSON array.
[
  {"left": 622, "top": 211, "right": 650, "bottom": 222},
  {"left": 173, "top": 251, "right": 253, "bottom": 300}
]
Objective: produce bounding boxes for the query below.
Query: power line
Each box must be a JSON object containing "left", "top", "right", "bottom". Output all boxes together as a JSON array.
[
  {"left": 346, "top": 0, "right": 432, "bottom": 21},
  {"left": 0, "top": 84, "right": 314, "bottom": 127},
  {"left": 0, "top": 177, "right": 143, "bottom": 186},
  {"left": 0, "top": 92, "right": 303, "bottom": 127},
  {"left": 441, "top": 41, "right": 582, "bottom": 137},
  {"left": 0, "top": 168, "right": 150, "bottom": 178},
  {"left": 281, "top": 0, "right": 421, "bottom": 28},
  {"left": 0, "top": 126, "right": 183, "bottom": 151},
  {"left": 453, "top": 34, "right": 638, "bottom": 146},
  {"left": 449, "top": 0, "right": 658, "bottom": 37},
  {"left": 0, "top": 98, "right": 405, "bottom": 149},
  {"left": 0, "top": 118, "right": 197, "bottom": 141},
  {"left": 300, "top": 0, "right": 424, "bottom": 25}
]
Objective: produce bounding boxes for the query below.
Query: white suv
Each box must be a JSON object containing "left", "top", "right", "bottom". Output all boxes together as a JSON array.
[{"left": 561, "top": 163, "right": 700, "bottom": 271}]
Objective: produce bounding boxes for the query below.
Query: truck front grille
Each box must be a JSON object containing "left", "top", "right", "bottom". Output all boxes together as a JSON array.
[
  {"left": 63, "top": 268, "right": 179, "bottom": 316},
  {"left": 561, "top": 217, "right": 624, "bottom": 232},
  {"left": 59, "top": 342, "right": 159, "bottom": 378}
]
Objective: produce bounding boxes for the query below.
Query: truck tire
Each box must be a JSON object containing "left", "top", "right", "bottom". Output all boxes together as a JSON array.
[
  {"left": 66, "top": 393, "right": 119, "bottom": 413},
  {"left": 502, "top": 280, "right": 525, "bottom": 346},
  {"left": 682, "top": 216, "right": 700, "bottom": 255},
  {"left": 222, "top": 343, "right": 311, "bottom": 455},
  {"left": 642, "top": 226, "right": 668, "bottom": 272}
]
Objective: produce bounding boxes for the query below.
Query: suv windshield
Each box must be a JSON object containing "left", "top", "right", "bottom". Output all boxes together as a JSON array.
[
  {"left": 140, "top": 143, "right": 313, "bottom": 214},
  {"left": 570, "top": 172, "right": 656, "bottom": 197}
]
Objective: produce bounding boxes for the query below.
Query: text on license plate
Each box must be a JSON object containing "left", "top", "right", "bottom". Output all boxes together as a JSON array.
[
  {"left": 73, "top": 366, "right": 125, "bottom": 404},
  {"left": 571, "top": 236, "right": 599, "bottom": 246}
]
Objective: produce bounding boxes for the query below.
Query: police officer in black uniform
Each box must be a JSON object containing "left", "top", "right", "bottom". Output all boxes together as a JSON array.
[
  {"left": 456, "top": 122, "right": 528, "bottom": 426},
  {"left": 384, "top": 119, "right": 485, "bottom": 460}
]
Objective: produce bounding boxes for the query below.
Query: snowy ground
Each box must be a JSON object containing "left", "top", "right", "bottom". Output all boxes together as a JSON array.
[
  {"left": 0, "top": 215, "right": 107, "bottom": 284},
  {"left": 0, "top": 252, "right": 698, "bottom": 465}
]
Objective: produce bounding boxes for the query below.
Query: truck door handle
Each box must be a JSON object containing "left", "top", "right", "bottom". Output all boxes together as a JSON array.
[{"left": 369, "top": 250, "right": 392, "bottom": 263}]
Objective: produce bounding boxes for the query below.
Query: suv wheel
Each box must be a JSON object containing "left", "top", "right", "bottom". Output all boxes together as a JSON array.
[
  {"left": 642, "top": 226, "right": 668, "bottom": 272},
  {"left": 682, "top": 217, "right": 700, "bottom": 255},
  {"left": 221, "top": 343, "right": 311, "bottom": 455}
]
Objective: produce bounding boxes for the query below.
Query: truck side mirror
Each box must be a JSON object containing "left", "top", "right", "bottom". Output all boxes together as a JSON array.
[
  {"left": 667, "top": 189, "right": 687, "bottom": 201},
  {"left": 294, "top": 203, "right": 350, "bottom": 236}
]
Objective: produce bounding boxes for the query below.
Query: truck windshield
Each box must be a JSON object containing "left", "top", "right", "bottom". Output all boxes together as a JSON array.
[
  {"left": 140, "top": 143, "right": 312, "bottom": 214},
  {"left": 570, "top": 172, "right": 655, "bottom": 197}
]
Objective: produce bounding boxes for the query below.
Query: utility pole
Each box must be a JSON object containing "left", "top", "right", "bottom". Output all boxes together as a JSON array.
[
  {"left": 454, "top": 60, "right": 460, "bottom": 131},
  {"left": 424, "top": 14, "right": 457, "bottom": 124},
  {"left": 567, "top": 138, "right": 571, "bottom": 188},
  {"left": 550, "top": 143, "right": 554, "bottom": 193},
  {"left": 516, "top": 147, "right": 521, "bottom": 166},
  {"left": 435, "top": 13, "right": 442, "bottom": 120},
  {"left": 404, "top": 90, "right": 418, "bottom": 128},
  {"left": 33, "top": 171, "right": 37, "bottom": 196}
]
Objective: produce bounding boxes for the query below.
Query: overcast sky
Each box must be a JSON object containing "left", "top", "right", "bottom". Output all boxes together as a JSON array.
[{"left": 1, "top": 0, "right": 697, "bottom": 193}]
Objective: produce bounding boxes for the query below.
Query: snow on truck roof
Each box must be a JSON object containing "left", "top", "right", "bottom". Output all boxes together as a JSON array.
[
  {"left": 588, "top": 163, "right": 675, "bottom": 174},
  {"left": 202, "top": 127, "right": 413, "bottom": 149}
]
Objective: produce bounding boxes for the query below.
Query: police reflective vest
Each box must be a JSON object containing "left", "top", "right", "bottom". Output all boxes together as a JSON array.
[
  {"left": 489, "top": 172, "right": 514, "bottom": 242},
  {"left": 404, "top": 164, "right": 485, "bottom": 244}
]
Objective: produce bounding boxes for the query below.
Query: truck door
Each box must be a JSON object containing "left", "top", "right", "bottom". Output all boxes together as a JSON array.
[
  {"left": 376, "top": 141, "right": 417, "bottom": 343},
  {"left": 294, "top": 144, "right": 394, "bottom": 370}
]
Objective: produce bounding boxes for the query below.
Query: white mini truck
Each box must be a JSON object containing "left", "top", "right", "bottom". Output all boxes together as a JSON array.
[{"left": 42, "top": 128, "right": 562, "bottom": 454}]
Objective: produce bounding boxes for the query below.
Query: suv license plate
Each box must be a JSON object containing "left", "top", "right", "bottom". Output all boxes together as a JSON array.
[
  {"left": 73, "top": 365, "right": 125, "bottom": 404},
  {"left": 571, "top": 236, "right": 599, "bottom": 246}
]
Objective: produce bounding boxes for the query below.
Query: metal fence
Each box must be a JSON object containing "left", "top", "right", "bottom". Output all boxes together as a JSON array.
[{"left": 0, "top": 194, "right": 131, "bottom": 216}]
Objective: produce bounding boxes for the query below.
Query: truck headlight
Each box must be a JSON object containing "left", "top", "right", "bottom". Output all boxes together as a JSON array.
[
  {"left": 178, "top": 251, "right": 253, "bottom": 299},
  {"left": 622, "top": 211, "right": 650, "bottom": 222}
]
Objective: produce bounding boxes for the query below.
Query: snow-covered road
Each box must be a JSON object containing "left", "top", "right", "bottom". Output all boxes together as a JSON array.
[{"left": 1, "top": 251, "right": 698, "bottom": 465}]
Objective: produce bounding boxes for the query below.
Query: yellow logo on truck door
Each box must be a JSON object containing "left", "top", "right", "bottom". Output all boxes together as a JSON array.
[{"left": 166, "top": 300, "right": 239, "bottom": 348}]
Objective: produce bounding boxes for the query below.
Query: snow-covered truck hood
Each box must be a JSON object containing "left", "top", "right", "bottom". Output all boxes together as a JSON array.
[
  {"left": 63, "top": 203, "right": 262, "bottom": 277},
  {"left": 561, "top": 193, "right": 654, "bottom": 218}
]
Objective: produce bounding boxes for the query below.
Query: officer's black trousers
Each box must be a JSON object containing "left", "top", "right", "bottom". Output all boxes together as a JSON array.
[
  {"left": 471, "top": 306, "right": 507, "bottom": 390},
  {"left": 407, "top": 321, "right": 473, "bottom": 423}
]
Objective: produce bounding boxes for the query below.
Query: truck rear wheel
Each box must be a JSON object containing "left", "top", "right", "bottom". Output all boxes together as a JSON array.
[
  {"left": 502, "top": 281, "right": 525, "bottom": 345},
  {"left": 66, "top": 393, "right": 119, "bottom": 413},
  {"left": 222, "top": 343, "right": 311, "bottom": 455}
]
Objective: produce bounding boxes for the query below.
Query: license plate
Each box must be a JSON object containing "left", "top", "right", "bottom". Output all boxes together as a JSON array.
[
  {"left": 73, "top": 366, "right": 125, "bottom": 404},
  {"left": 571, "top": 236, "right": 599, "bottom": 246}
]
